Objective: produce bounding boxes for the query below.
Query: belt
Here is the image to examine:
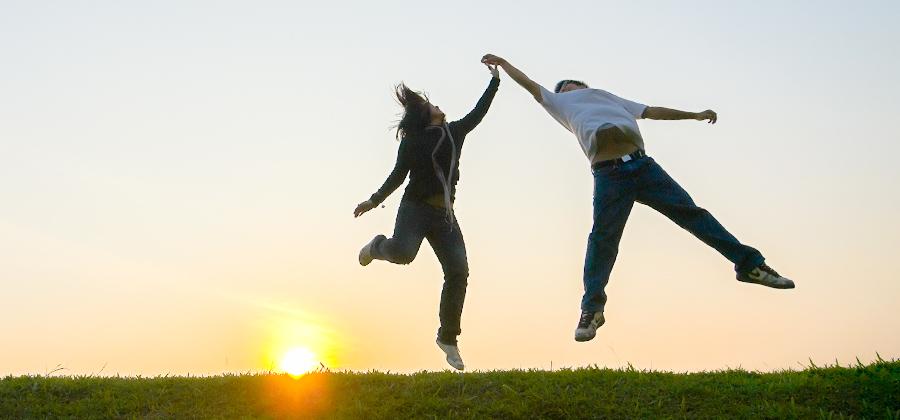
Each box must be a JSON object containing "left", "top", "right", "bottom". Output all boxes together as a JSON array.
[
  {"left": 424, "top": 194, "right": 452, "bottom": 209},
  {"left": 591, "top": 149, "right": 646, "bottom": 170}
]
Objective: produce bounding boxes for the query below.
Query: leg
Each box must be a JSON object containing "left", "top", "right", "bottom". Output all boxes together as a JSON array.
[
  {"left": 426, "top": 214, "right": 469, "bottom": 345},
  {"left": 635, "top": 158, "right": 764, "bottom": 274},
  {"left": 371, "top": 200, "right": 427, "bottom": 265},
  {"left": 582, "top": 166, "right": 636, "bottom": 313}
]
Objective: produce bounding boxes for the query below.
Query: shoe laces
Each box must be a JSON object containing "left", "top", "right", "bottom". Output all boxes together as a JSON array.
[
  {"left": 759, "top": 263, "right": 781, "bottom": 277},
  {"left": 578, "top": 311, "right": 596, "bottom": 328}
]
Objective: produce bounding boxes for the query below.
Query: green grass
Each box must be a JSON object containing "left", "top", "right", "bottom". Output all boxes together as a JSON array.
[{"left": 2, "top": 359, "right": 898, "bottom": 419}]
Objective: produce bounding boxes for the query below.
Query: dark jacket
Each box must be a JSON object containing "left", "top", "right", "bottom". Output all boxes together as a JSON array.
[{"left": 369, "top": 77, "right": 500, "bottom": 206}]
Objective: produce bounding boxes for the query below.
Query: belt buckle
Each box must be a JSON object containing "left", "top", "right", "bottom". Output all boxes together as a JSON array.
[{"left": 621, "top": 154, "right": 632, "bottom": 163}]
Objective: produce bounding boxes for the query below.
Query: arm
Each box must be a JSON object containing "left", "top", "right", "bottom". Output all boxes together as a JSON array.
[
  {"left": 642, "top": 106, "right": 718, "bottom": 124},
  {"left": 354, "top": 143, "right": 409, "bottom": 217},
  {"left": 481, "top": 54, "right": 543, "bottom": 103},
  {"left": 453, "top": 72, "right": 500, "bottom": 134}
]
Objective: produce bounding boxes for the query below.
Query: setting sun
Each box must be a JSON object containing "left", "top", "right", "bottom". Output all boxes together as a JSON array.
[{"left": 279, "top": 347, "right": 319, "bottom": 376}]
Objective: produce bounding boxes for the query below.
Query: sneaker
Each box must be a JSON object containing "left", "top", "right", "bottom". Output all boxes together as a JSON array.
[
  {"left": 574, "top": 311, "right": 605, "bottom": 342},
  {"left": 358, "top": 235, "right": 385, "bottom": 266},
  {"left": 737, "top": 263, "right": 795, "bottom": 289},
  {"left": 435, "top": 338, "right": 465, "bottom": 371}
]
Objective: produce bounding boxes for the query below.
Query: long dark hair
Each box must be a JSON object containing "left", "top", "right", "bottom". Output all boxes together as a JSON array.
[{"left": 393, "top": 83, "right": 431, "bottom": 140}]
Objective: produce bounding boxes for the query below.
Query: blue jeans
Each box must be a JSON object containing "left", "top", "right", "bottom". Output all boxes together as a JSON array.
[
  {"left": 371, "top": 199, "right": 468, "bottom": 344},
  {"left": 582, "top": 156, "right": 765, "bottom": 312}
]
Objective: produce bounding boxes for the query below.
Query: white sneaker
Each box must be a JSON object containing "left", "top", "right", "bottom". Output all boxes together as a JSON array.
[
  {"left": 737, "top": 263, "right": 795, "bottom": 289},
  {"left": 435, "top": 338, "right": 465, "bottom": 371},
  {"left": 574, "top": 311, "right": 605, "bottom": 342},
  {"left": 358, "top": 235, "right": 384, "bottom": 266}
]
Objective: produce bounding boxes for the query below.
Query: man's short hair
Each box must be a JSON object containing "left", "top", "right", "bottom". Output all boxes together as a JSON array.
[{"left": 554, "top": 79, "right": 588, "bottom": 93}]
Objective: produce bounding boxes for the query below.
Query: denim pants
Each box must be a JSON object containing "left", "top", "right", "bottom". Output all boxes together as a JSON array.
[
  {"left": 371, "top": 199, "right": 468, "bottom": 345},
  {"left": 582, "top": 155, "right": 765, "bottom": 312}
]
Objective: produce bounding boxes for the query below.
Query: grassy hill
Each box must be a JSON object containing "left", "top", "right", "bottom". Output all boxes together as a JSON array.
[{"left": 2, "top": 359, "right": 898, "bottom": 419}]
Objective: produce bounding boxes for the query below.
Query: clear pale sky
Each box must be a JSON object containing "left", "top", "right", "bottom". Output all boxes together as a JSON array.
[{"left": 2, "top": 0, "right": 899, "bottom": 376}]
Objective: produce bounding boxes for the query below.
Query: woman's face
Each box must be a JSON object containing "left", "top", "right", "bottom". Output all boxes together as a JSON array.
[{"left": 427, "top": 102, "right": 445, "bottom": 123}]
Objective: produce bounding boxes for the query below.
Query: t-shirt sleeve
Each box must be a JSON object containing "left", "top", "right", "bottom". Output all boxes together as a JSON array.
[
  {"left": 538, "top": 86, "right": 577, "bottom": 133},
  {"left": 609, "top": 92, "right": 647, "bottom": 119},
  {"left": 539, "top": 86, "right": 561, "bottom": 113}
]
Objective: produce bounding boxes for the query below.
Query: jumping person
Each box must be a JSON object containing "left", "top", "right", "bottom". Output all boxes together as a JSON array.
[
  {"left": 480, "top": 53, "right": 794, "bottom": 343},
  {"left": 354, "top": 65, "right": 500, "bottom": 370}
]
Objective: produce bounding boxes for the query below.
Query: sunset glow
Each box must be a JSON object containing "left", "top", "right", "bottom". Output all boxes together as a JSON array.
[
  {"left": 279, "top": 347, "right": 319, "bottom": 377},
  {"left": 1, "top": 1, "right": 898, "bottom": 378}
]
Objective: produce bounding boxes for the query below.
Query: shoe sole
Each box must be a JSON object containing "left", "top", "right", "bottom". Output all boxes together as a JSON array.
[
  {"left": 359, "top": 246, "right": 372, "bottom": 266},
  {"left": 738, "top": 277, "right": 795, "bottom": 289},
  {"left": 359, "top": 235, "right": 387, "bottom": 266},
  {"left": 435, "top": 339, "right": 465, "bottom": 370},
  {"left": 574, "top": 315, "right": 605, "bottom": 342}
]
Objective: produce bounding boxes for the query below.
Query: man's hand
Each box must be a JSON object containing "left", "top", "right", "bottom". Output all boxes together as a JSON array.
[
  {"left": 481, "top": 53, "right": 542, "bottom": 102},
  {"left": 485, "top": 63, "right": 499, "bottom": 78},
  {"left": 481, "top": 54, "right": 507, "bottom": 66},
  {"left": 695, "top": 110, "right": 717, "bottom": 124},
  {"left": 354, "top": 200, "right": 376, "bottom": 218},
  {"left": 647, "top": 107, "right": 718, "bottom": 123}
]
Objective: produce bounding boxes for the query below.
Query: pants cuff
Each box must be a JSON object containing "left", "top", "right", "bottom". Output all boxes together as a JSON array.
[
  {"left": 736, "top": 253, "right": 765, "bottom": 275},
  {"left": 369, "top": 234, "right": 387, "bottom": 259}
]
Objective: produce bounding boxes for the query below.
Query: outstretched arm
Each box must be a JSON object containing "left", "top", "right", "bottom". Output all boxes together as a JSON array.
[
  {"left": 481, "top": 54, "right": 543, "bottom": 103},
  {"left": 453, "top": 65, "right": 501, "bottom": 134},
  {"left": 643, "top": 107, "right": 718, "bottom": 124},
  {"left": 354, "top": 143, "right": 409, "bottom": 217}
]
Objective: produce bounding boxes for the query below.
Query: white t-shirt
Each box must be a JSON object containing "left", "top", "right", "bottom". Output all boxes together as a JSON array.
[{"left": 539, "top": 86, "right": 647, "bottom": 163}]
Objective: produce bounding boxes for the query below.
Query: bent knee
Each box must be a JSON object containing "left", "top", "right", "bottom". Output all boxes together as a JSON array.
[
  {"left": 444, "top": 265, "right": 469, "bottom": 282},
  {"left": 384, "top": 244, "right": 419, "bottom": 265},
  {"left": 588, "top": 230, "right": 621, "bottom": 246},
  {"left": 682, "top": 206, "right": 712, "bottom": 220},
  {"left": 392, "top": 251, "right": 417, "bottom": 265}
]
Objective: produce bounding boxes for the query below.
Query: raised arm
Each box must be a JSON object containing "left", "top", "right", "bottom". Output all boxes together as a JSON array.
[
  {"left": 643, "top": 107, "right": 718, "bottom": 124},
  {"left": 354, "top": 142, "right": 409, "bottom": 217},
  {"left": 481, "top": 54, "right": 543, "bottom": 103},
  {"left": 453, "top": 68, "right": 501, "bottom": 134}
]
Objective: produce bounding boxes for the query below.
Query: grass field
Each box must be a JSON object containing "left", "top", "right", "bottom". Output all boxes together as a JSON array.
[{"left": 2, "top": 358, "right": 898, "bottom": 419}]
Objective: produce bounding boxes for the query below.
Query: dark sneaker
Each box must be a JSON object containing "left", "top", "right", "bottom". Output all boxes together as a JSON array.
[
  {"left": 574, "top": 311, "right": 605, "bottom": 342},
  {"left": 737, "top": 263, "right": 795, "bottom": 289},
  {"left": 358, "top": 235, "right": 385, "bottom": 266}
]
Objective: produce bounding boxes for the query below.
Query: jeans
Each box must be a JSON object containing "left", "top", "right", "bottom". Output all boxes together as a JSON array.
[
  {"left": 582, "top": 156, "right": 765, "bottom": 312},
  {"left": 371, "top": 199, "right": 469, "bottom": 345}
]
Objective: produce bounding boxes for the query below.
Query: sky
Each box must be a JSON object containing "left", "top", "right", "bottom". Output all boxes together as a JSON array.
[{"left": 2, "top": 0, "right": 899, "bottom": 376}]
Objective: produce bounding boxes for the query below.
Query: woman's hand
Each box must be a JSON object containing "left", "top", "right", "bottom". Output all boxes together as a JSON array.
[
  {"left": 354, "top": 200, "right": 376, "bottom": 218},
  {"left": 485, "top": 63, "right": 499, "bottom": 78}
]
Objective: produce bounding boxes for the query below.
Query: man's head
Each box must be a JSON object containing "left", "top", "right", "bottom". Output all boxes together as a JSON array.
[{"left": 554, "top": 79, "right": 589, "bottom": 93}]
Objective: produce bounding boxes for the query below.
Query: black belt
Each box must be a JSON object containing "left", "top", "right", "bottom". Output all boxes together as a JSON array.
[{"left": 592, "top": 150, "right": 647, "bottom": 170}]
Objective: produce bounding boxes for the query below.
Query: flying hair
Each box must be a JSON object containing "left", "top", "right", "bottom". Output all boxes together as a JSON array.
[{"left": 392, "top": 83, "right": 431, "bottom": 140}]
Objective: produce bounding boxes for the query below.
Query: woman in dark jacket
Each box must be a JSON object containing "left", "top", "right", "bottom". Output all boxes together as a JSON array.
[{"left": 354, "top": 64, "right": 500, "bottom": 370}]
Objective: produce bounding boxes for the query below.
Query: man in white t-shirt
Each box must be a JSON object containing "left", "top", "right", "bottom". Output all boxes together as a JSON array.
[{"left": 481, "top": 54, "right": 794, "bottom": 342}]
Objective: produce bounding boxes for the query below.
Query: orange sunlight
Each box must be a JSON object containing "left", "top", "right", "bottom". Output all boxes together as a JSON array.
[
  {"left": 279, "top": 347, "right": 319, "bottom": 377},
  {"left": 258, "top": 306, "right": 340, "bottom": 376}
]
